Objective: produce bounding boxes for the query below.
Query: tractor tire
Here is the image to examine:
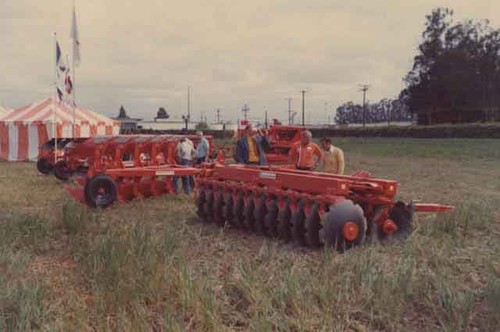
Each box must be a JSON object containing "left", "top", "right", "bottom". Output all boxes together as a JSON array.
[
  {"left": 213, "top": 189, "right": 226, "bottom": 227},
  {"left": 254, "top": 194, "right": 268, "bottom": 234},
  {"left": 278, "top": 200, "right": 292, "bottom": 242},
  {"left": 377, "top": 201, "right": 414, "bottom": 242},
  {"left": 243, "top": 193, "right": 255, "bottom": 231},
  {"left": 195, "top": 185, "right": 206, "bottom": 220},
  {"left": 223, "top": 191, "right": 235, "bottom": 226},
  {"left": 54, "top": 160, "right": 72, "bottom": 181},
  {"left": 264, "top": 199, "right": 279, "bottom": 238},
  {"left": 232, "top": 191, "right": 245, "bottom": 227},
  {"left": 84, "top": 175, "right": 118, "bottom": 208},
  {"left": 36, "top": 158, "right": 53, "bottom": 175},
  {"left": 291, "top": 200, "right": 307, "bottom": 246},
  {"left": 305, "top": 204, "right": 322, "bottom": 247},
  {"left": 323, "top": 200, "right": 367, "bottom": 251},
  {"left": 203, "top": 189, "right": 214, "bottom": 222}
]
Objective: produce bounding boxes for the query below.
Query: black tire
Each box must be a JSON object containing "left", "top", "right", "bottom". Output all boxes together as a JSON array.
[
  {"left": 232, "top": 191, "right": 245, "bottom": 228},
  {"left": 377, "top": 201, "right": 414, "bottom": 242},
  {"left": 223, "top": 191, "right": 235, "bottom": 226},
  {"left": 36, "top": 157, "right": 53, "bottom": 175},
  {"left": 305, "top": 204, "right": 322, "bottom": 247},
  {"left": 291, "top": 200, "right": 307, "bottom": 246},
  {"left": 213, "top": 189, "right": 226, "bottom": 227},
  {"left": 278, "top": 200, "right": 292, "bottom": 242},
  {"left": 195, "top": 185, "right": 206, "bottom": 219},
  {"left": 243, "top": 193, "right": 255, "bottom": 231},
  {"left": 54, "top": 160, "right": 73, "bottom": 181},
  {"left": 254, "top": 194, "right": 268, "bottom": 234},
  {"left": 84, "top": 175, "right": 117, "bottom": 208},
  {"left": 203, "top": 189, "right": 214, "bottom": 222},
  {"left": 323, "top": 200, "right": 367, "bottom": 251},
  {"left": 264, "top": 199, "right": 279, "bottom": 237}
]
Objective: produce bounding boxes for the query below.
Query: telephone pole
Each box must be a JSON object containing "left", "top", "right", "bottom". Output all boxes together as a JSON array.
[
  {"left": 286, "top": 98, "right": 293, "bottom": 125},
  {"left": 300, "top": 90, "right": 307, "bottom": 126},
  {"left": 359, "top": 84, "right": 370, "bottom": 128},
  {"left": 242, "top": 104, "right": 250, "bottom": 120},
  {"left": 216, "top": 109, "right": 221, "bottom": 124},
  {"left": 265, "top": 109, "right": 268, "bottom": 128},
  {"left": 187, "top": 85, "right": 191, "bottom": 130}
]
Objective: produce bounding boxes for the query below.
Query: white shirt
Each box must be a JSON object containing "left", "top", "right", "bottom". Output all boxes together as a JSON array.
[{"left": 177, "top": 139, "right": 195, "bottom": 161}]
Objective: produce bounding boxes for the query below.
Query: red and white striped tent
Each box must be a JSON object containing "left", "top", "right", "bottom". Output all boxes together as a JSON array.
[
  {"left": 0, "top": 105, "right": 10, "bottom": 118},
  {"left": 0, "top": 98, "right": 120, "bottom": 161}
]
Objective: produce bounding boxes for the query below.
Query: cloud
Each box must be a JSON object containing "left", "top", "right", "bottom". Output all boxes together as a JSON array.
[{"left": 0, "top": 0, "right": 497, "bottom": 123}]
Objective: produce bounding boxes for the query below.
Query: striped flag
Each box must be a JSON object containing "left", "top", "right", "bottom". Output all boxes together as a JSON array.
[{"left": 71, "top": 5, "right": 81, "bottom": 66}]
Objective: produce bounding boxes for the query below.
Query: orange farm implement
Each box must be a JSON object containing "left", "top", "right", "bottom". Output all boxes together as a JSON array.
[{"left": 74, "top": 163, "right": 453, "bottom": 250}]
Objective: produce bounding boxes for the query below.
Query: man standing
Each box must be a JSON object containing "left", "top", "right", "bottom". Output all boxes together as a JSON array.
[
  {"left": 235, "top": 124, "right": 270, "bottom": 165},
  {"left": 320, "top": 137, "right": 345, "bottom": 175},
  {"left": 289, "top": 130, "right": 324, "bottom": 171},
  {"left": 194, "top": 130, "right": 209, "bottom": 164},
  {"left": 174, "top": 137, "right": 195, "bottom": 194}
]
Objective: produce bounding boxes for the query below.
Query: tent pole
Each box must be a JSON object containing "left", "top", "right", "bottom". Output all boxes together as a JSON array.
[{"left": 53, "top": 32, "right": 58, "bottom": 165}]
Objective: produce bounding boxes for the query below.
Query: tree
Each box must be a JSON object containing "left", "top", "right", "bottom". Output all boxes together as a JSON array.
[
  {"left": 117, "top": 105, "right": 129, "bottom": 119},
  {"left": 155, "top": 107, "right": 169, "bottom": 120},
  {"left": 401, "top": 8, "right": 500, "bottom": 124}
]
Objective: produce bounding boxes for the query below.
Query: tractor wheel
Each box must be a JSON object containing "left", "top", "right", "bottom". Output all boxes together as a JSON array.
[
  {"left": 84, "top": 175, "right": 118, "bottom": 208},
  {"left": 213, "top": 189, "right": 226, "bottom": 227},
  {"left": 305, "top": 204, "right": 322, "bottom": 247},
  {"left": 203, "top": 189, "right": 214, "bottom": 222},
  {"left": 377, "top": 201, "right": 414, "bottom": 242},
  {"left": 323, "top": 200, "right": 367, "bottom": 251},
  {"left": 243, "top": 193, "right": 255, "bottom": 231},
  {"left": 195, "top": 185, "right": 206, "bottom": 220},
  {"left": 232, "top": 191, "right": 245, "bottom": 227},
  {"left": 54, "top": 160, "right": 73, "bottom": 181},
  {"left": 291, "top": 200, "right": 307, "bottom": 246},
  {"left": 278, "top": 200, "right": 292, "bottom": 242},
  {"left": 254, "top": 194, "right": 268, "bottom": 234},
  {"left": 264, "top": 199, "right": 279, "bottom": 238},
  {"left": 36, "top": 158, "right": 53, "bottom": 175},
  {"left": 223, "top": 191, "right": 235, "bottom": 226}
]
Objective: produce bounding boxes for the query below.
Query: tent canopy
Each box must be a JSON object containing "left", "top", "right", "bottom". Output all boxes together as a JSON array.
[{"left": 0, "top": 105, "right": 10, "bottom": 118}]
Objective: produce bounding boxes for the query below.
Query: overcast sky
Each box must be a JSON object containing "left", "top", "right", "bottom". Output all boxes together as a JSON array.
[{"left": 0, "top": 0, "right": 497, "bottom": 124}]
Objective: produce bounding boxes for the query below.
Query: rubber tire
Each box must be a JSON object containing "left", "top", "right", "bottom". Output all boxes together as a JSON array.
[
  {"left": 223, "top": 191, "right": 235, "bottom": 226},
  {"left": 377, "top": 201, "right": 414, "bottom": 242},
  {"left": 278, "top": 200, "right": 292, "bottom": 242},
  {"left": 243, "top": 193, "right": 255, "bottom": 231},
  {"left": 213, "top": 189, "right": 226, "bottom": 227},
  {"left": 195, "top": 185, "right": 206, "bottom": 220},
  {"left": 291, "top": 200, "right": 307, "bottom": 246},
  {"left": 36, "top": 158, "right": 53, "bottom": 175},
  {"left": 84, "top": 175, "right": 118, "bottom": 208},
  {"left": 232, "top": 191, "right": 245, "bottom": 228},
  {"left": 323, "top": 200, "right": 367, "bottom": 251},
  {"left": 54, "top": 160, "right": 72, "bottom": 181},
  {"left": 203, "top": 189, "right": 214, "bottom": 222},
  {"left": 254, "top": 195, "right": 268, "bottom": 234},
  {"left": 305, "top": 204, "right": 322, "bottom": 247},
  {"left": 264, "top": 199, "right": 279, "bottom": 238}
]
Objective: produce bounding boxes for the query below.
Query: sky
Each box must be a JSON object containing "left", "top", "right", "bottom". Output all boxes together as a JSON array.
[{"left": 0, "top": 0, "right": 497, "bottom": 124}]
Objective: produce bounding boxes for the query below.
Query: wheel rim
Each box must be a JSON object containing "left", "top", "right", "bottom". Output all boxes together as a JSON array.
[
  {"left": 342, "top": 221, "right": 359, "bottom": 242},
  {"left": 94, "top": 185, "right": 112, "bottom": 206}
]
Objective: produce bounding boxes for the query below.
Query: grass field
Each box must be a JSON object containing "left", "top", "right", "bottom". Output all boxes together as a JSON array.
[{"left": 0, "top": 138, "right": 499, "bottom": 331}]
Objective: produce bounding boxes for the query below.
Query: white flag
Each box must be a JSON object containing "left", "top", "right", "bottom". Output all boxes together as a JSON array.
[{"left": 71, "top": 5, "right": 81, "bottom": 66}]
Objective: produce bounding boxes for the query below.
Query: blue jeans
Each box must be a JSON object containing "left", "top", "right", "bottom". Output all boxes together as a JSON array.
[{"left": 173, "top": 158, "right": 192, "bottom": 194}]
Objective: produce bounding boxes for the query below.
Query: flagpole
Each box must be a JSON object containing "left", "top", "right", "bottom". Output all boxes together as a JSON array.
[
  {"left": 53, "top": 32, "right": 58, "bottom": 165},
  {"left": 71, "top": 0, "right": 77, "bottom": 138}
]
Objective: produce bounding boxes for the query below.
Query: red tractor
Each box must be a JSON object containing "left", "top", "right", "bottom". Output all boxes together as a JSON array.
[{"left": 36, "top": 138, "right": 75, "bottom": 175}]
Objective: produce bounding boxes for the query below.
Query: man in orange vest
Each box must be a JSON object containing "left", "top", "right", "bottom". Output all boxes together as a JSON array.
[{"left": 289, "top": 130, "right": 324, "bottom": 171}]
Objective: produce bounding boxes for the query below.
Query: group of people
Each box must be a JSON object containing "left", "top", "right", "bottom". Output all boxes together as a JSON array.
[
  {"left": 235, "top": 124, "right": 345, "bottom": 174},
  {"left": 174, "top": 125, "right": 345, "bottom": 195}
]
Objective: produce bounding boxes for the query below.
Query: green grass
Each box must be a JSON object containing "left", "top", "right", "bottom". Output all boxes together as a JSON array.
[{"left": 0, "top": 138, "right": 499, "bottom": 331}]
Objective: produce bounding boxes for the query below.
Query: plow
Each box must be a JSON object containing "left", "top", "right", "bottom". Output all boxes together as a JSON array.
[{"left": 67, "top": 160, "right": 454, "bottom": 250}]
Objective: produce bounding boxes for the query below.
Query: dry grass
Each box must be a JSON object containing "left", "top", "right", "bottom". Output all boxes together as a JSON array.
[{"left": 0, "top": 138, "right": 499, "bottom": 331}]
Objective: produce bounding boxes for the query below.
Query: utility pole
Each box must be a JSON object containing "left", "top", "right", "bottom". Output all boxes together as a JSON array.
[
  {"left": 300, "top": 90, "right": 307, "bottom": 126},
  {"left": 242, "top": 104, "right": 250, "bottom": 120},
  {"left": 265, "top": 109, "right": 268, "bottom": 128},
  {"left": 286, "top": 98, "right": 293, "bottom": 125},
  {"left": 359, "top": 84, "right": 370, "bottom": 128},
  {"left": 216, "top": 109, "right": 221, "bottom": 124},
  {"left": 324, "top": 101, "right": 328, "bottom": 125},
  {"left": 187, "top": 86, "right": 191, "bottom": 130}
]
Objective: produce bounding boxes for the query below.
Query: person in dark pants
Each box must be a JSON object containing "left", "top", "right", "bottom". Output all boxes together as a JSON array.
[
  {"left": 194, "top": 130, "right": 209, "bottom": 165},
  {"left": 289, "top": 130, "right": 324, "bottom": 171},
  {"left": 173, "top": 137, "right": 195, "bottom": 194},
  {"left": 235, "top": 124, "right": 270, "bottom": 165}
]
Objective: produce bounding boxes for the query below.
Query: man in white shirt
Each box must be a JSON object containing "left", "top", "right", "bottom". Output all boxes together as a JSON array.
[{"left": 174, "top": 137, "right": 195, "bottom": 194}]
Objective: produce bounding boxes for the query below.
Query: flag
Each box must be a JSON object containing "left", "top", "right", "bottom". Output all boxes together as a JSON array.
[
  {"left": 65, "top": 73, "right": 73, "bottom": 94},
  {"left": 57, "top": 87, "right": 64, "bottom": 101},
  {"left": 71, "top": 5, "right": 81, "bottom": 66},
  {"left": 55, "top": 41, "right": 67, "bottom": 76}
]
